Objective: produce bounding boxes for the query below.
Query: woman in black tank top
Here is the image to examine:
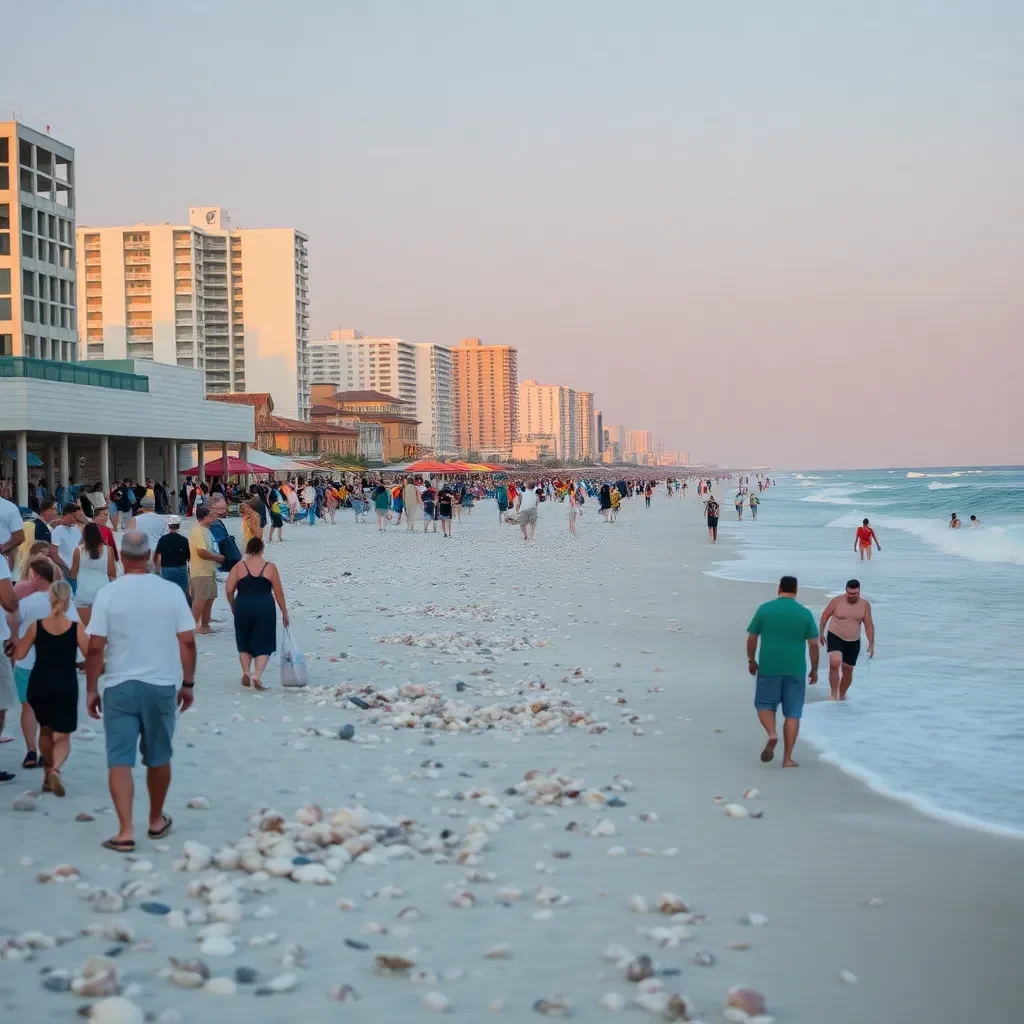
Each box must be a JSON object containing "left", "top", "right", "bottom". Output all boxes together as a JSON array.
[{"left": 12, "top": 580, "right": 88, "bottom": 797}]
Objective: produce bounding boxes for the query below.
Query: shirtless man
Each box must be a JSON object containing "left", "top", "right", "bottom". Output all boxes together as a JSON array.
[
  {"left": 854, "top": 518, "right": 881, "bottom": 560},
  {"left": 819, "top": 579, "right": 875, "bottom": 701},
  {"left": 949, "top": 513, "right": 961, "bottom": 529}
]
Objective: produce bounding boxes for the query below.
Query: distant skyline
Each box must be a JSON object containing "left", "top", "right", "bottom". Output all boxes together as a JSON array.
[{"left": 4, "top": 1, "right": 1021, "bottom": 468}]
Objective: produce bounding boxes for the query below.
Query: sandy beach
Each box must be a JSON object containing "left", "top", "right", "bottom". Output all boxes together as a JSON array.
[{"left": 1, "top": 492, "right": 1022, "bottom": 1023}]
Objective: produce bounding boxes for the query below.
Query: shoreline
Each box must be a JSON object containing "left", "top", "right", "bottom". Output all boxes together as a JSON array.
[
  {"left": 705, "top": 497, "right": 1024, "bottom": 841},
  {"left": 1, "top": 493, "right": 1022, "bottom": 1023}
]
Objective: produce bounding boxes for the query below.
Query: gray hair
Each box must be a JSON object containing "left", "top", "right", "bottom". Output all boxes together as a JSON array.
[
  {"left": 121, "top": 530, "right": 152, "bottom": 561},
  {"left": 141, "top": 495, "right": 155, "bottom": 509}
]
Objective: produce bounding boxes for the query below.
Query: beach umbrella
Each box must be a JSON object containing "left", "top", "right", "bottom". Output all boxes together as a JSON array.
[{"left": 4, "top": 448, "right": 43, "bottom": 467}]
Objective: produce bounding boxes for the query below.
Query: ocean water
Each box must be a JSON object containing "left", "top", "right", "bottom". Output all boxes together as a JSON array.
[{"left": 710, "top": 467, "right": 1024, "bottom": 837}]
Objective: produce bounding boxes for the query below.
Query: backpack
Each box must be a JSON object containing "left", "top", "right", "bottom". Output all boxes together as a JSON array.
[{"left": 207, "top": 519, "right": 241, "bottom": 572}]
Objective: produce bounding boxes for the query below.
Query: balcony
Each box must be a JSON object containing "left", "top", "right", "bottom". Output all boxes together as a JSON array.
[{"left": 125, "top": 271, "right": 151, "bottom": 281}]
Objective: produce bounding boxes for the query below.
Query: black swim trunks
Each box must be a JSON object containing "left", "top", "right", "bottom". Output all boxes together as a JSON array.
[
  {"left": 826, "top": 632, "right": 861, "bottom": 666},
  {"left": 707, "top": 516, "right": 719, "bottom": 528}
]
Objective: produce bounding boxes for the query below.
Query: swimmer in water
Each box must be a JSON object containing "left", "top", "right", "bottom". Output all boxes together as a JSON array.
[
  {"left": 969, "top": 515, "right": 982, "bottom": 527},
  {"left": 854, "top": 518, "right": 881, "bottom": 560},
  {"left": 949, "top": 513, "right": 961, "bottom": 530}
]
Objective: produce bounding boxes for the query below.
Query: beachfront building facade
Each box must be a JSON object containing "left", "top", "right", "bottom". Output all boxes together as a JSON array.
[
  {"left": 626, "top": 429, "right": 654, "bottom": 460},
  {"left": 76, "top": 207, "right": 311, "bottom": 420},
  {"left": 309, "top": 329, "right": 417, "bottom": 409},
  {"left": 518, "top": 379, "right": 577, "bottom": 462},
  {"left": 603, "top": 423, "right": 626, "bottom": 462},
  {"left": 0, "top": 122, "right": 78, "bottom": 363},
  {"left": 0, "top": 357, "right": 253, "bottom": 507},
  {"left": 450, "top": 337, "right": 519, "bottom": 459},
  {"left": 575, "top": 391, "right": 595, "bottom": 461},
  {"left": 207, "top": 391, "right": 357, "bottom": 457},
  {"left": 310, "top": 385, "right": 419, "bottom": 461},
  {"left": 414, "top": 342, "right": 454, "bottom": 455},
  {"left": 595, "top": 410, "right": 604, "bottom": 456}
]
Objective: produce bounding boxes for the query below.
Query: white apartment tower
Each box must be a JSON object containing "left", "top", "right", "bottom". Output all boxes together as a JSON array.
[
  {"left": 77, "top": 207, "right": 310, "bottom": 420},
  {"left": 0, "top": 122, "right": 77, "bottom": 361},
  {"left": 518, "top": 379, "right": 578, "bottom": 461},
  {"left": 308, "top": 329, "right": 416, "bottom": 406},
  {"left": 414, "top": 342, "right": 454, "bottom": 455},
  {"left": 574, "top": 391, "right": 595, "bottom": 461}
]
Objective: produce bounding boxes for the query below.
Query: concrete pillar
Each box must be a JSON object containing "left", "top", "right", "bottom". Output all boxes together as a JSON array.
[
  {"left": 136, "top": 437, "right": 146, "bottom": 485},
  {"left": 99, "top": 435, "right": 110, "bottom": 499},
  {"left": 240, "top": 442, "right": 250, "bottom": 489},
  {"left": 45, "top": 443, "right": 55, "bottom": 492},
  {"left": 197, "top": 441, "right": 206, "bottom": 484},
  {"left": 221, "top": 440, "right": 229, "bottom": 485},
  {"left": 59, "top": 433, "right": 70, "bottom": 491},
  {"left": 16, "top": 431, "right": 29, "bottom": 509}
]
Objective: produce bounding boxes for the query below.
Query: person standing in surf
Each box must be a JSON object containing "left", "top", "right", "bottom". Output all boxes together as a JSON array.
[
  {"left": 746, "top": 575, "right": 819, "bottom": 768},
  {"left": 854, "top": 518, "right": 881, "bottom": 560},
  {"left": 819, "top": 579, "right": 875, "bottom": 701}
]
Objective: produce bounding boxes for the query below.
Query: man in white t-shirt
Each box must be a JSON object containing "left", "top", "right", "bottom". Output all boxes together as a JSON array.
[
  {"left": 0, "top": 494, "right": 26, "bottom": 570},
  {"left": 0, "top": 555, "right": 19, "bottom": 768},
  {"left": 515, "top": 481, "right": 540, "bottom": 542},
  {"left": 51, "top": 505, "right": 84, "bottom": 591},
  {"left": 85, "top": 530, "right": 196, "bottom": 853},
  {"left": 128, "top": 494, "right": 167, "bottom": 556},
  {"left": 15, "top": 561, "right": 79, "bottom": 768}
]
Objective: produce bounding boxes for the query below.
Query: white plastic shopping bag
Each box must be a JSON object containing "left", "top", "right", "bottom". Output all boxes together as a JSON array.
[{"left": 280, "top": 627, "right": 309, "bottom": 688}]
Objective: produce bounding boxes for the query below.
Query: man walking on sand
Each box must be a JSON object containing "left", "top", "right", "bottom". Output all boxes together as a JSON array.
[
  {"left": 819, "top": 579, "right": 874, "bottom": 701},
  {"left": 704, "top": 494, "right": 720, "bottom": 542},
  {"left": 516, "top": 481, "right": 539, "bottom": 541},
  {"left": 85, "top": 531, "right": 196, "bottom": 852},
  {"left": 746, "top": 575, "right": 819, "bottom": 768},
  {"left": 189, "top": 503, "right": 224, "bottom": 633}
]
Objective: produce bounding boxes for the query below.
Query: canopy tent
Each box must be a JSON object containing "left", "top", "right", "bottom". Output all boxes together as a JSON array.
[{"left": 180, "top": 455, "right": 276, "bottom": 477}]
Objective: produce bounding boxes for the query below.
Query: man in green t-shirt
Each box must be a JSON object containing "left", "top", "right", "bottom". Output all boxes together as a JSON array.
[{"left": 746, "top": 576, "right": 819, "bottom": 767}]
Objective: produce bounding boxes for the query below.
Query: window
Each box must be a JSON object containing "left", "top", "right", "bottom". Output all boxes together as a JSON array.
[
  {"left": 23, "top": 298, "right": 35, "bottom": 322},
  {"left": 0, "top": 167, "right": 8, "bottom": 190},
  {"left": 0, "top": 334, "right": 12, "bottom": 356},
  {"left": 22, "top": 270, "right": 34, "bottom": 296},
  {"left": 19, "top": 140, "right": 33, "bottom": 166},
  {"left": 0, "top": 268, "right": 9, "bottom": 294},
  {"left": 0, "top": 298, "right": 11, "bottom": 320},
  {"left": 0, "top": 137, "right": 8, "bottom": 162},
  {"left": 0, "top": 204, "right": 8, "bottom": 230},
  {"left": 22, "top": 233, "right": 33, "bottom": 257},
  {"left": 0, "top": 232, "right": 8, "bottom": 255}
]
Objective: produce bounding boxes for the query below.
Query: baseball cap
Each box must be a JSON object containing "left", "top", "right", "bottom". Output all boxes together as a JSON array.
[{"left": 167, "top": 515, "right": 182, "bottom": 527}]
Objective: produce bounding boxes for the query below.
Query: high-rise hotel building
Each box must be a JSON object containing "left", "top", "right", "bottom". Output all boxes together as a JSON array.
[
  {"left": 77, "top": 207, "right": 310, "bottom": 419},
  {"left": 450, "top": 337, "right": 518, "bottom": 459},
  {"left": 0, "top": 121, "right": 77, "bottom": 361}
]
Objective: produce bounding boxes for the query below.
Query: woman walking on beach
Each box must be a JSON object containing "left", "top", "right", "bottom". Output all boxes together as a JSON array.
[
  {"left": 70, "top": 523, "right": 116, "bottom": 628},
  {"left": 421, "top": 481, "right": 438, "bottom": 532},
  {"left": 403, "top": 476, "right": 422, "bottom": 531},
  {"left": 12, "top": 580, "right": 88, "bottom": 796},
  {"left": 241, "top": 499, "right": 261, "bottom": 549},
  {"left": 225, "top": 537, "right": 289, "bottom": 691},
  {"left": 372, "top": 483, "right": 390, "bottom": 531},
  {"left": 599, "top": 483, "right": 612, "bottom": 523},
  {"left": 437, "top": 483, "right": 455, "bottom": 538},
  {"left": 568, "top": 484, "right": 580, "bottom": 537}
]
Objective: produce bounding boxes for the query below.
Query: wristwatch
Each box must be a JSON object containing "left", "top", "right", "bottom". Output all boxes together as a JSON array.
[{"left": 182, "top": 681, "right": 195, "bottom": 688}]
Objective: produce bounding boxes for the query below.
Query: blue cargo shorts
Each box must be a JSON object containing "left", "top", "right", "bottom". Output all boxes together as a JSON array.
[
  {"left": 754, "top": 674, "right": 806, "bottom": 720},
  {"left": 103, "top": 680, "right": 177, "bottom": 768}
]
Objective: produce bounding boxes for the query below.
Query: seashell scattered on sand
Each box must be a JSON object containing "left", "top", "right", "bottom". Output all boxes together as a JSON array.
[
  {"left": 376, "top": 953, "right": 417, "bottom": 973},
  {"left": 600, "top": 992, "right": 626, "bottom": 1010},
  {"left": 607, "top": 846, "right": 627, "bottom": 857},
  {"left": 863, "top": 897, "right": 884, "bottom": 908},
  {"left": 726, "top": 986, "right": 767, "bottom": 1016},
  {"left": 535, "top": 885, "right": 566, "bottom": 906},
  {"left": 657, "top": 893, "right": 689, "bottom": 915},
  {"left": 723, "top": 804, "right": 749, "bottom": 819},
  {"left": 629, "top": 894, "right": 649, "bottom": 914},
  {"left": 336, "top": 898, "right": 357, "bottom": 911},
  {"left": 692, "top": 950, "right": 716, "bottom": 967},
  {"left": 82, "top": 996, "right": 145, "bottom": 1023},
  {"left": 421, "top": 991, "right": 450, "bottom": 1012},
  {"left": 663, "top": 993, "right": 693, "bottom": 1020},
  {"left": 199, "top": 936, "right": 236, "bottom": 957},
  {"left": 203, "top": 977, "right": 237, "bottom": 995},
  {"left": 625, "top": 955, "right": 655, "bottom": 983},
  {"left": 727, "top": 941, "right": 751, "bottom": 952},
  {"left": 839, "top": 969, "right": 858, "bottom": 985},
  {"left": 741, "top": 913, "right": 768, "bottom": 927},
  {"left": 329, "top": 984, "right": 359, "bottom": 1001},
  {"left": 533, "top": 995, "right": 573, "bottom": 1016},
  {"left": 485, "top": 943, "right": 512, "bottom": 959},
  {"left": 603, "top": 944, "right": 632, "bottom": 963},
  {"left": 494, "top": 887, "right": 523, "bottom": 903},
  {"left": 187, "top": 796, "right": 212, "bottom": 810}
]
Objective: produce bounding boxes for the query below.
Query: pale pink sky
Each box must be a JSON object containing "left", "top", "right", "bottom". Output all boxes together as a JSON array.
[{"left": 5, "top": 1, "right": 1022, "bottom": 467}]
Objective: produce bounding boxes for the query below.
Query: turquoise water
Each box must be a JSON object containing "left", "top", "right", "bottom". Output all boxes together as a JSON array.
[{"left": 710, "top": 467, "right": 1024, "bottom": 836}]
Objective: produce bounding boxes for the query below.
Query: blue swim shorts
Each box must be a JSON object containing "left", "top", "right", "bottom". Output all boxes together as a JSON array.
[{"left": 754, "top": 675, "right": 805, "bottom": 720}]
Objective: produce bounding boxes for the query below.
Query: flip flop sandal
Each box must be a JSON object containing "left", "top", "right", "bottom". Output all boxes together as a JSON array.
[
  {"left": 148, "top": 814, "right": 173, "bottom": 840},
  {"left": 102, "top": 838, "right": 136, "bottom": 853},
  {"left": 22, "top": 751, "right": 39, "bottom": 769}
]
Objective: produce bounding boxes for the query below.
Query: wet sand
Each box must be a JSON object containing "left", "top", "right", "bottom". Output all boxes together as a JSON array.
[{"left": 1, "top": 492, "right": 1021, "bottom": 1022}]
